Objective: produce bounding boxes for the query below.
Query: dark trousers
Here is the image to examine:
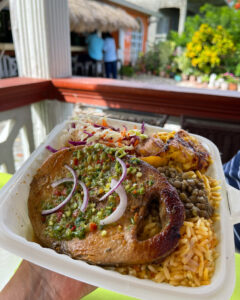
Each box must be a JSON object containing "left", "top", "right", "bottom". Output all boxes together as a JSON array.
[{"left": 104, "top": 60, "right": 117, "bottom": 79}]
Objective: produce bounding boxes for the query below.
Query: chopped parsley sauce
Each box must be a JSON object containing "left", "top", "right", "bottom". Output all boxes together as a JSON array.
[{"left": 42, "top": 144, "right": 146, "bottom": 240}]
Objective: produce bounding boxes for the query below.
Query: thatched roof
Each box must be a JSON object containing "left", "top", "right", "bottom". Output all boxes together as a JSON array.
[{"left": 69, "top": 0, "right": 139, "bottom": 33}]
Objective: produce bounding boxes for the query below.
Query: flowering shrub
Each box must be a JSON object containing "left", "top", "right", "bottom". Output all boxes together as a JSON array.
[
  {"left": 134, "top": 41, "right": 176, "bottom": 75},
  {"left": 186, "top": 24, "right": 236, "bottom": 74},
  {"left": 222, "top": 72, "right": 239, "bottom": 84}
]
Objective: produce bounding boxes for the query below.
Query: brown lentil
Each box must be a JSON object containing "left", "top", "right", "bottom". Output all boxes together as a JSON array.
[{"left": 157, "top": 166, "right": 214, "bottom": 220}]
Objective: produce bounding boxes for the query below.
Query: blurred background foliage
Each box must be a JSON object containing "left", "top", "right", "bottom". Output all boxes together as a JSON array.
[{"left": 130, "top": 4, "right": 240, "bottom": 79}]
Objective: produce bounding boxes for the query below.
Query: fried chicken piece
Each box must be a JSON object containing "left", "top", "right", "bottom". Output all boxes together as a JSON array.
[{"left": 137, "top": 130, "right": 212, "bottom": 172}]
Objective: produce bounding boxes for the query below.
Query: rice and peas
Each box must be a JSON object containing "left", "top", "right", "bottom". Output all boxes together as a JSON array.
[{"left": 60, "top": 118, "right": 221, "bottom": 287}]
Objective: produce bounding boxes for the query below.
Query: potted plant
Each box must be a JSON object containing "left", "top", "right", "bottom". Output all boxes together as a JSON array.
[
  {"left": 174, "top": 53, "right": 192, "bottom": 81},
  {"left": 159, "top": 67, "right": 166, "bottom": 77},
  {"left": 223, "top": 73, "right": 238, "bottom": 91}
]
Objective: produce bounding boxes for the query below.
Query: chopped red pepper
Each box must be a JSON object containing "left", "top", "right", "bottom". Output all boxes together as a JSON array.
[
  {"left": 73, "top": 158, "right": 79, "bottom": 166},
  {"left": 71, "top": 225, "right": 76, "bottom": 231},
  {"left": 53, "top": 189, "right": 61, "bottom": 196},
  {"left": 89, "top": 222, "right": 97, "bottom": 232}
]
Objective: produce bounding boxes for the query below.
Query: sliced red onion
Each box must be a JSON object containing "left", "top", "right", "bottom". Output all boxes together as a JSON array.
[
  {"left": 99, "top": 157, "right": 127, "bottom": 201},
  {"left": 68, "top": 140, "right": 87, "bottom": 146},
  {"left": 51, "top": 178, "right": 89, "bottom": 213},
  {"left": 99, "top": 179, "right": 127, "bottom": 225},
  {"left": 79, "top": 181, "right": 89, "bottom": 212},
  {"left": 51, "top": 177, "right": 73, "bottom": 188},
  {"left": 46, "top": 146, "right": 70, "bottom": 153},
  {"left": 83, "top": 130, "right": 94, "bottom": 137},
  {"left": 129, "top": 135, "right": 139, "bottom": 145},
  {"left": 93, "top": 123, "right": 120, "bottom": 132},
  {"left": 46, "top": 145, "right": 58, "bottom": 153},
  {"left": 41, "top": 165, "right": 77, "bottom": 215},
  {"left": 141, "top": 121, "right": 145, "bottom": 134},
  {"left": 71, "top": 122, "right": 76, "bottom": 128}
]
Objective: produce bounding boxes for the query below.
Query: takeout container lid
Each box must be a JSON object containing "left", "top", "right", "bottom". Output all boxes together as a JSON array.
[{"left": 0, "top": 118, "right": 240, "bottom": 300}]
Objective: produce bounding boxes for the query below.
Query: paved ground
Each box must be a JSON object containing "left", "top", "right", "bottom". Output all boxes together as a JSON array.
[{"left": 123, "top": 74, "right": 197, "bottom": 88}]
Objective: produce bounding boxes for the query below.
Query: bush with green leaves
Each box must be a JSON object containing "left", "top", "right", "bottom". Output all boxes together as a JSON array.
[
  {"left": 169, "top": 4, "right": 240, "bottom": 48},
  {"left": 174, "top": 52, "right": 192, "bottom": 75},
  {"left": 120, "top": 65, "right": 134, "bottom": 77},
  {"left": 186, "top": 24, "right": 236, "bottom": 74},
  {"left": 134, "top": 41, "right": 176, "bottom": 74}
]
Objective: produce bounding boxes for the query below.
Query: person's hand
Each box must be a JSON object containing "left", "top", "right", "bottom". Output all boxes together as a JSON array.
[{"left": 0, "top": 260, "right": 96, "bottom": 300}]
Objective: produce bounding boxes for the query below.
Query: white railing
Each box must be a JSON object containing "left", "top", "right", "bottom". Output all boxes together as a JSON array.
[
  {"left": 0, "top": 100, "right": 74, "bottom": 173},
  {"left": 0, "top": 55, "right": 18, "bottom": 79}
]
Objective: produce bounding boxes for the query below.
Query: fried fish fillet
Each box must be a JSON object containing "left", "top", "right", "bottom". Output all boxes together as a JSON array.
[{"left": 28, "top": 145, "right": 185, "bottom": 266}]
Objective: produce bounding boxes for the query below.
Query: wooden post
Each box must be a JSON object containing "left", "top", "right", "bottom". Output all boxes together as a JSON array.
[{"left": 9, "top": 0, "right": 71, "bottom": 78}]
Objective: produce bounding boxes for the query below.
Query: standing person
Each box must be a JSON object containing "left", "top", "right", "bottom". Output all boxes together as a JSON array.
[
  {"left": 86, "top": 31, "right": 103, "bottom": 76},
  {"left": 102, "top": 32, "right": 117, "bottom": 79}
]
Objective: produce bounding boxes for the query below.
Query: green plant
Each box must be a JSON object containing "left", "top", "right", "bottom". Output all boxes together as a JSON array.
[
  {"left": 201, "top": 74, "right": 209, "bottom": 83},
  {"left": 169, "top": 4, "right": 240, "bottom": 48},
  {"left": 120, "top": 65, "right": 134, "bottom": 77},
  {"left": 235, "top": 63, "right": 240, "bottom": 77},
  {"left": 223, "top": 72, "right": 239, "bottom": 84},
  {"left": 134, "top": 40, "right": 176, "bottom": 74},
  {"left": 186, "top": 24, "right": 236, "bottom": 74},
  {"left": 174, "top": 52, "right": 192, "bottom": 75},
  {"left": 169, "top": 14, "right": 202, "bottom": 47},
  {"left": 158, "top": 41, "right": 176, "bottom": 69}
]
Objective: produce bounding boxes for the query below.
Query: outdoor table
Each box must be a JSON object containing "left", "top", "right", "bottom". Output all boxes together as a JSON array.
[{"left": 0, "top": 173, "right": 239, "bottom": 299}]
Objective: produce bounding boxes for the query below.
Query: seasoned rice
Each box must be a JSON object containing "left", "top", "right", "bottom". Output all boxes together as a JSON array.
[
  {"left": 109, "top": 175, "right": 221, "bottom": 287},
  {"left": 111, "top": 217, "right": 218, "bottom": 287}
]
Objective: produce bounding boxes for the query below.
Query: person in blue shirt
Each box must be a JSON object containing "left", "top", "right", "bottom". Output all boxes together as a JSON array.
[
  {"left": 86, "top": 31, "right": 103, "bottom": 62},
  {"left": 223, "top": 151, "right": 240, "bottom": 251},
  {"left": 102, "top": 32, "right": 117, "bottom": 79}
]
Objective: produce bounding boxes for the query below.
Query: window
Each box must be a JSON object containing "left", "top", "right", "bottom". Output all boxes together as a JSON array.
[
  {"left": 156, "top": 8, "right": 179, "bottom": 37},
  {"left": 130, "top": 18, "right": 143, "bottom": 64}
]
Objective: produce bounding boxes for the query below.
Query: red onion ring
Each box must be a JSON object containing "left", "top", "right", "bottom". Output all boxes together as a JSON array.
[
  {"left": 46, "top": 145, "right": 58, "bottom": 153},
  {"left": 99, "top": 157, "right": 127, "bottom": 201},
  {"left": 79, "top": 181, "right": 89, "bottom": 212},
  {"left": 99, "top": 179, "right": 127, "bottom": 225},
  {"left": 83, "top": 130, "right": 94, "bottom": 137},
  {"left": 51, "top": 178, "right": 74, "bottom": 188},
  {"left": 93, "top": 123, "right": 120, "bottom": 132},
  {"left": 51, "top": 178, "right": 89, "bottom": 213},
  {"left": 41, "top": 165, "right": 77, "bottom": 215},
  {"left": 129, "top": 135, "right": 139, "bottom": 145},
  {"left": 68, "top": 140, "right": 87, "bottom": 146}
]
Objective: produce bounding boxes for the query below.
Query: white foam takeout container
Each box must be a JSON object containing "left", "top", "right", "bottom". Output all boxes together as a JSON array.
[{"left": 0, "top": 118, "right": 240, "bottom": 300}]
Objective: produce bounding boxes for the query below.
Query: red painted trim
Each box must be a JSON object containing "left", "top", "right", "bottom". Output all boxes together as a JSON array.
[
  {"left": 0, "top": 77, "right": 62, "bottom": 112},
  {"left": 1, "top": 77, "right": 240, "bottom": 122},
  {"left": 52, "top": 77, "right": 240, "bottom": 121}
]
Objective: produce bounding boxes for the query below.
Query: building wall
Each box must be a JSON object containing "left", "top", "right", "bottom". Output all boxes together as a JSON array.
[
  {"left": 127, "top": 0, "right": 187, "bottom": 46},
  {"left": 105, "top": 1, "right": 149, "bottom": 65}
]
